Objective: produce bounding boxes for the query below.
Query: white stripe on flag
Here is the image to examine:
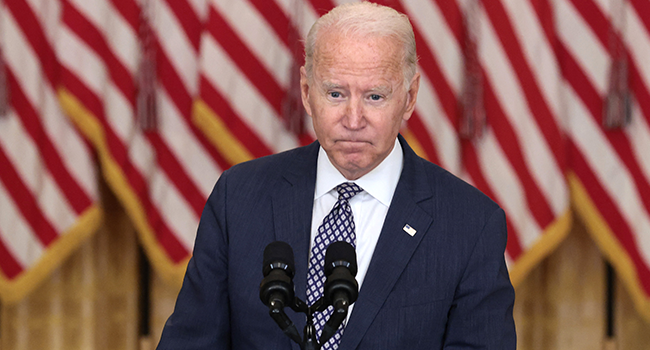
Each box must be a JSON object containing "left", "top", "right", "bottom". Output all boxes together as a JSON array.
[
  {"left": 199, "top": 33, "right": 299, "bottom": 153},
  {"left": 155, "top": 0, "right": 200, "bottom": 94},
  {"left": 414, "top": 74, "right": 461, "bottom": 173},
  {"left": 557, "top": 0, "right": 608, "bottom": 93},
  {"left": 501, "top": 0, "right": 562, "bottom": 118},
  {"left": 477, "top": 131, "right": 543, "bottom": 248},
  {"left": 213, "top": 0, "right": 293, "bottom": 89},
  {"left": 565, "top": 85, "right": 650, "bottom": 267},
  {"left": 480, "top": 9, "right": 566, "bottom": 215},
  {"left": 0, "top": 183, "right": 44, "bottom": 269},
  {"left": 158, "top": 89, "right": 222, "bottom": 195},
  {"left": 58, "top": 26, "right": 108, "bottom": 97},
  {"left": 403, "top": 0, "right": 463, "bottom": 94},
  {"left": 150, "top": 169, "right": 199, "bottom": 251}
]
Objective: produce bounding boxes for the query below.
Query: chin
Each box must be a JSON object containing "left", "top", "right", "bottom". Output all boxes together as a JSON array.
[{"left": 340, "top": 158, "right": 374, "bottom": 175}]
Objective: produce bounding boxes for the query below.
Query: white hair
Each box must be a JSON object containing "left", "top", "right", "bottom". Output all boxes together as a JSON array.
[{"left": 304, "top": 1, "right": 418, "bottom": 89}]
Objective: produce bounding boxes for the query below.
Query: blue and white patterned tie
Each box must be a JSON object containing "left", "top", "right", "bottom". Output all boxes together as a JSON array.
[{"left": 307, "top": 182, "right": 363, "bottom": 349}]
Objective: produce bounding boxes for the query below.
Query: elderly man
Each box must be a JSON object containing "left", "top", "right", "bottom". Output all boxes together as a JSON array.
[{"left": 157, "top": 2, "right": 515, "bottom": 349}]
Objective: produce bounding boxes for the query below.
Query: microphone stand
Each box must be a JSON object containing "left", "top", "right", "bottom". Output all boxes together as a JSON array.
[
  {"left": 262, "top": 241, "right": 356, "bottom": 349},
  {"left": 267, "top": 298, "right": 303, "bottom": 345},
  {"left": 319, "top": 292, "right": 349, "bottom": 343},
  {"left": 265, "top": 295, "right": 348, "bottom": 350}
]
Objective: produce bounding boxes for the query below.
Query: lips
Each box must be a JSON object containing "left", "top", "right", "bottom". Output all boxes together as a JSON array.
[
  {"left": 336, "top": 139, "right": 370, "bottom": 144},
  {"left": 334, "top": 140, "right": 371, "bottom": 154}
]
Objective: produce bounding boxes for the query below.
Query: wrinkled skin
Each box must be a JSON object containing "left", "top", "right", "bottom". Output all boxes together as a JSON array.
[{"left": 301, "top": 30, "right": 420, "bottom": 180}]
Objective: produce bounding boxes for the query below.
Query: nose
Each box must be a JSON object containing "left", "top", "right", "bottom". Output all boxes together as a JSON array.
[{"left": 343, "top": 96, "right": 365, "bottom": 130}]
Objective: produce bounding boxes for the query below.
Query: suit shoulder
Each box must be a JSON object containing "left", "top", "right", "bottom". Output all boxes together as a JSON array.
[
  {"left": 216, "top": 143, "right": 317, "bottom": 190},
  {"left": 228, "top": 144, "right": 312, "bottom": 174},
  {"left": 399, "top": 136, "right": 499, "bottom": 214}
]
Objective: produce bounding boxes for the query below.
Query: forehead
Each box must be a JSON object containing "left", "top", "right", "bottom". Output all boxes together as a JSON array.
[{"left": 312, "top": 30, "right": 403, "bottom": 82}]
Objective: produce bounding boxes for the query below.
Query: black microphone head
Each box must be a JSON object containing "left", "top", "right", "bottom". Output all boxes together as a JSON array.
[
  {"left": 263, "top": 241, "right": 295, "bottom": 277},
  {"left": 324, "top": 241, "right": 357, "bottom": 277}
]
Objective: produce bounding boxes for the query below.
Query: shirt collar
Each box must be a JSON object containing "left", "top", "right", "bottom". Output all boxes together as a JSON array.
[{"left": 315, "top": 138, "right": 403, "bottom": 207}]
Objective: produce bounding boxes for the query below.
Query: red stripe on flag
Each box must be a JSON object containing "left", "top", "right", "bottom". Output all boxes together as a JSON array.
[
  {"left": 146, "top": 133, "right": 206, "bottom": 217},
  {"left": 60, "top": 68, "right": 132, "bottom": 167},
  {"left": 568, "top": 0, "right": 608, "bottom": 45},
  {"left": 629, "top": 64, "right": 650, "bottom": 126},
  {"left": 163, "top": 0, "right": 203, "bottom": 52},
  {"left": 462, "top": 141, "right": 525, "bottom": 260},
  {"left": 60, "top": 68, "right": 149, "bottom": 209},
  {"left": 433, "top": 0, "right": 463, "bottom": 43},
  {"left": 206, "top": 6, "right": 286, "bottom": 116},
  {"left": 0, "top": 148, "right": 58, "bottom": 247},
  {"left": 307, "top": 0, "right": 335, "bottom": 16},
  {"left": 482, "top": 75, "right": 556, "bottom": 228},
  {"left": 61, "top": 69, "right": 192, "bottom": 263},
  {"left": 5, "top": 0, "right": 58, "bottom": 86},
  {"left": 6, "top": 70, "right": 93, "bottom": 214},
  {"left": 414, "top": 41, "right": 459, "bottom": 128},
  {"left": 558, "top": 43, "right": 650, "bottom": 218},
  {"left": 188, "top": 121, "right": 232, "bottom": 172},
  {"left": 248, "top": 0, "right": 304, "bottom": 64},
  {"left": 571, "top": 141, "right": 650, "bottom": 294},
  {"left": 406, "top": 112, "right": 441, "bottom": 166},
  {"left": 482, "top": 0, "right": 565, "bottom": 170},
  {"left": 62, "top": 0, "right": 137, "bottom": 106},
  {"left": 140, "top": 186, "right": 192, "bottom": 263},
  {"left": 606, "top": 131, "right": 650, "bottom": 216},
  {"left": 108, "top": 0, "right": 140, "bottom": 31},
  {"left": 529, "top": 0, "right": 556, "bottom": 49},
  {"left": 152, "top": 41, "right": 232, "bottom": 172},
  {"left": 630, "top": 0, "right": 650, "bottom": 36},
  {"left": 152, "top": 42, "right": 194, "bottom": 115},
  {"left": 199, "top": 76, "right": 274, "bottom": 159},
  {"left": 0, "top": 232, "right": 23, "bottom": 279},
  {"left": 389, "top": 1, "right": 460, "bottom": 131},
  {"left": 562, "top": 0, "right": 650, "bottom": 132}
]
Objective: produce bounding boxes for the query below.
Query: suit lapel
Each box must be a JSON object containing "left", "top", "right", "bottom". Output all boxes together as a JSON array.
[
  {"left": 340, "top": 136, "right": 435, "bottom": 350},
  {"left": 271, "top": 142, "right": 319, "bottom": 349},
  {"left": 268, "top": 137, "right": 434, "bottom": 349}
]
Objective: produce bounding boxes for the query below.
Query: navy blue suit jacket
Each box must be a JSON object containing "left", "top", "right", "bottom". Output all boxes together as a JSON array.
[{"left": 157, "top": 135, "right": 516, "bottom": 349}]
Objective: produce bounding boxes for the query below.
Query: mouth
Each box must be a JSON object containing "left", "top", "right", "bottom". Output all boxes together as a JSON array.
[
  {"left": 336, "top": 139, "right": 370, "bottom": 144},
  {"left": 334, "top": 140, "right": 371, "bottom": 152}
]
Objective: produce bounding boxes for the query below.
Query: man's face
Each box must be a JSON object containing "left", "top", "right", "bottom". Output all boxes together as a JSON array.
[{"left": 301, "top": 30, "right": 420, "bottom": 180}]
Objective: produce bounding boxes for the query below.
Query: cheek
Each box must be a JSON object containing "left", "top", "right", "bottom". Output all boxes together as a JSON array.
[
  {"left": 310, "top": 110, "right": 336, "bottom": 140},
  {"left": 371, "top": 110, "right": 403, "bottom": 133},
  {"left": 313, "top": 105, "right": 341, "bottom": 128}
]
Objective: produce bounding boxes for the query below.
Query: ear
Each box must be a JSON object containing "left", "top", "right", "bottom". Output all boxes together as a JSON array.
[
  {"left": 402, "top": 72, "right": 420, "bottom": 122},
  {"left": 300, "top": 66, "right": 313, "bottom": 117}
]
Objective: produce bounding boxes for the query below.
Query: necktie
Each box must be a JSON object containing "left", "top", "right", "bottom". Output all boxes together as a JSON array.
[{"left": 307, "top": 182, "right": 363, "bottom": 349}]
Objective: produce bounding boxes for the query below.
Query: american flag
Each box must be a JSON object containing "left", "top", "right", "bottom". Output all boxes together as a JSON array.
[
  {"left": 1, "top": 0, "right": 648, "bottom": 321},
  {"left": 0, "top": 0, "right": 100, "bottom": 302},
  {"left": 557, "top": 0, "right": 650, "bottom": 321}
]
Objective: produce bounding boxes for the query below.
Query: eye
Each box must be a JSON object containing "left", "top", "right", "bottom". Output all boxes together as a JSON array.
[
  {"left": 329, "top": 91, "right": 342, "bottom": 98},
  {"left": 369, "top": 94, "right": 382, "bottom": 101}
]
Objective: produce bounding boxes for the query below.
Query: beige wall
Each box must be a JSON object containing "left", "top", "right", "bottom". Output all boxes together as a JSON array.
[{"left": 2, "top": 186, "right": 649, "bottom": 350}]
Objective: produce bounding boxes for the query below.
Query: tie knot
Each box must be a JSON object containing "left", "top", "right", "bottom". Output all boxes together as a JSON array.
[{"left": 337, "top": 182, "right": 363, "bottom": 201}]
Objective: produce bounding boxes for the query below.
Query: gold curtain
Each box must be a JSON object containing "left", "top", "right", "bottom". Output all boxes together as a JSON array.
[
  {"left": 0, "top": 183, "right": 140, "bottom": 350},
  {"left": 2, "top": 192, "right": 650, "bottom": 350}
]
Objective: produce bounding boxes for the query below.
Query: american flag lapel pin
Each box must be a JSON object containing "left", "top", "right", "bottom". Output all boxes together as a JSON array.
[{"left": 403, "top": 224, "right": 417, "bottom": 236}]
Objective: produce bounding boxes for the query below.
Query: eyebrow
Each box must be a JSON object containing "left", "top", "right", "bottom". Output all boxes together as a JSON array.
[
  {"left": 368, "top": 85, "right": 393, "bottom": 95},
  {"left": 320, "top": 81, "right": 393, "bottom": 95},
  {"left": 321, "top": 81, "right": 345, "bottom": 91}
]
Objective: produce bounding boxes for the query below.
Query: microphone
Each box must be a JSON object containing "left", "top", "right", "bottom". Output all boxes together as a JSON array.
[
  {"left": 260, "top": 241, "right": 295, "bottom": 309},
  {"left": 324, "top": 241, "right": 359, "bottom": 305},
  {"left": 320, "top": 241, "right": 359, "bottom": 344},
  {"left": 259, "top": 241, "right": 302, "bottom": 345}
]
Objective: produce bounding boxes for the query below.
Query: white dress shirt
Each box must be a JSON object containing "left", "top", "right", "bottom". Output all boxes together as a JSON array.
[{"left": 310, "top": 138, "right": 403, "bottom": 316}]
